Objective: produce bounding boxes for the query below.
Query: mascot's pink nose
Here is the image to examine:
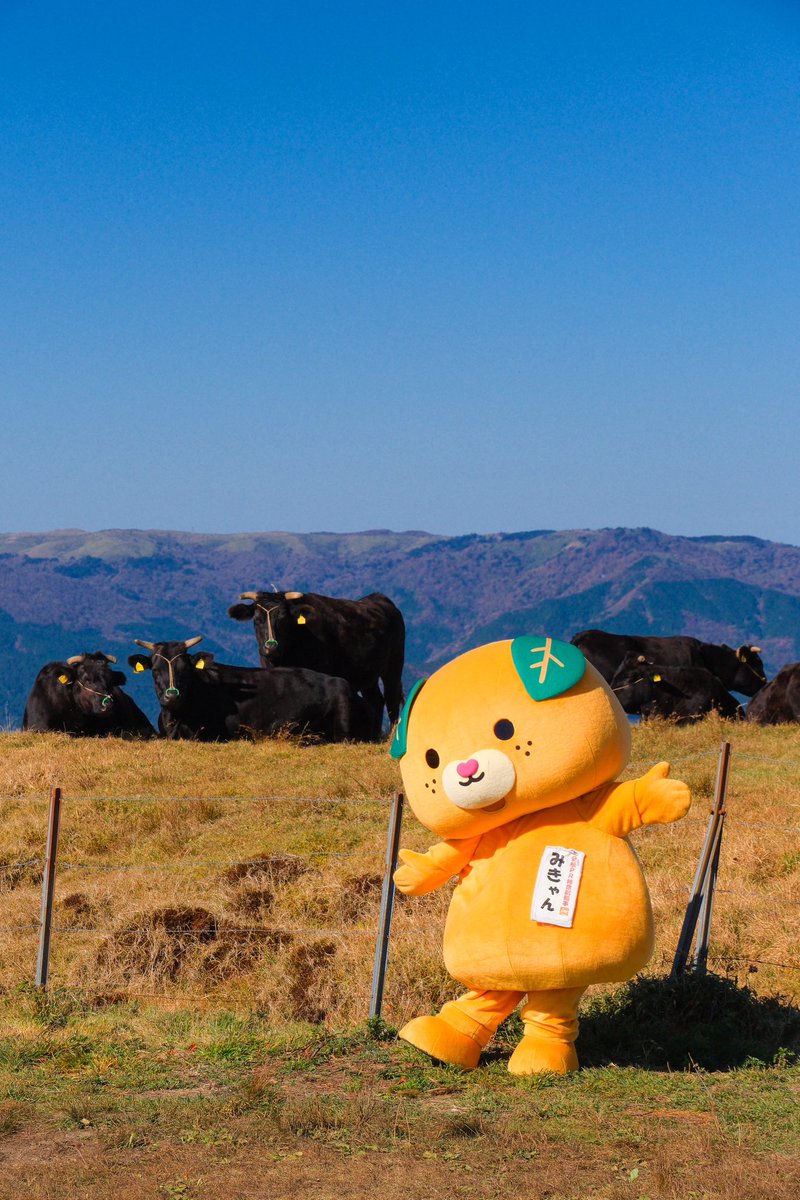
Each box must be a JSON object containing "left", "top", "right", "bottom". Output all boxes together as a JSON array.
[{"left": 457, "top": 758, "right": 480, "bottom": 779}]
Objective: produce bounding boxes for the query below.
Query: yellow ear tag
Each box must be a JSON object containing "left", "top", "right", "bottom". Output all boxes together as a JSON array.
[
  {"left": 297, "top": 615, "right": 306, "bottom": 625},
  {"left": 58, "top": 674, "right": 70, "bottom": 685},
  {"left": 195, "top": 659, "right": 205, "bottom": 669},
  {"left": 653, "top": 674, "right": 662, "bottom": 682},
  {"left": 134, "top": 662, "right": 146, "bottom": 673}
]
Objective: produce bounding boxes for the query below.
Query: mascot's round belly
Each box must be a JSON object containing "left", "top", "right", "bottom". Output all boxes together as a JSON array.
[{"left": 443, "top": 808, "right": 654, "bottom": 992}]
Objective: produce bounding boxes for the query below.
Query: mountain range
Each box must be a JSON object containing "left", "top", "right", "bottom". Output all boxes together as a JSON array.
[{"left": 1, "top": 525, "right": 799, "bottom": 728}]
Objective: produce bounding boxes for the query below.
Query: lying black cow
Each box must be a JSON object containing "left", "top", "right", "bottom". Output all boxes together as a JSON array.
[
  {"left": 23, "top": 652, "right": 155, "bottom": 737},
  {"left": 128, "top": 637, "right": 371, "bottom": 742},
  {"left": 746, "top": 663, "right": 800, "bottom": 724},
  {"left": 228, "top": 589, "right": 405, "bottom": 739},
  {"left": 572, "top": 629, "right": 766, "bottom": 696},
  {"left": 610, "top": 654, "right": 744, "bottom": 722}
]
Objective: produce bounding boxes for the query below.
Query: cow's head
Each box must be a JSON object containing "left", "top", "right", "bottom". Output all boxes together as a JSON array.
[
  {"left": 227, "top": 590, "right": 312, "bottom": 664},
  {"left": 58, "top": 652, "right": 126, "bottom": 718},
  {"left": 733, "top": 645, "right": 767, "bottom": 694},
  {"left": 609, "top": 653, "right": 663, "bottom": 713},
  {"left": 128, "top": 637, "right": 211, "bottom": 710}
]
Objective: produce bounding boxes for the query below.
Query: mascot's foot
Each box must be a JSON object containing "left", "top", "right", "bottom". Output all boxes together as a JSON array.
[
  {"left": 507, "top": 1036, "right": 579, "bottom": 1076},
  {"left": 399, "top": 1015, "right": 482, "bottom": 1070}
]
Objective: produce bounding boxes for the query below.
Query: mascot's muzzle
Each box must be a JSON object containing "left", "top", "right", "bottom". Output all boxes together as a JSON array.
[{"left": 443, "top": 750, "right": 516, "bottom": 809}]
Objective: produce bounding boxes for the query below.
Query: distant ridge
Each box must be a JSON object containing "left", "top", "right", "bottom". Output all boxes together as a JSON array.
[{"left": 1, "top": 525, "right": 799, "bottom": 727}]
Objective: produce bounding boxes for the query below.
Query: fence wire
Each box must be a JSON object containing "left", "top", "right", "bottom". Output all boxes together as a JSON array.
[
  {"left": 0, "top": 793, "right": 394, "bottom": 806},
  {"left": 4, "top": 814, "right": 795, "bottom": 879}
]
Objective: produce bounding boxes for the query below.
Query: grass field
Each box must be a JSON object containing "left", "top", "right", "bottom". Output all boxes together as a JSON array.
[{"left": 1, "top": 718, "right": 798, "bottom": 1198}]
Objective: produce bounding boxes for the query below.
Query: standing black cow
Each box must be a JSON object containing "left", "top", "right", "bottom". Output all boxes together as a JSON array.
[
  {"left": 227, "top": 589, "right": 405, "bottom": 739},
  {"left": 572, "top": 629, "right": 767, "bottom": 696},
  {"left": 745, "top": 663, "right": 800, "bottom": 724},
  {"left": 23, "top": 651, "right": 155, "bottom": 737},
  {"left": 128, "top": 637, "right": 371, "bottom": 742},
  {"left": 609, "top": 654, "right": 744, "bottom": 722}
]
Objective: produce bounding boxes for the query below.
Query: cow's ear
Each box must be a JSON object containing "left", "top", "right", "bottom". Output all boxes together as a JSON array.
[
  {"left": 193, "top": 652, "right": 215, "bottom": 669},
  {"left": 57, "top": 670, "right": 74, "bottom": 686},
  {"left": 293, "top": 604, "right": 313, "bottom": 626},
  {"left": 128, "top": 654, "right": 152, "bottom": 673},
  {"left": 228, "top": 603, "right": 256, "bottom": 621},
  {"left": 111, "top": 670, "right": 126, "bottom": 686},
  {"left": 510, "top": 636, "right": 585, "bottom": 701},
  {"left": 390, "top": 679, "right": 426, "bottom": 760}
]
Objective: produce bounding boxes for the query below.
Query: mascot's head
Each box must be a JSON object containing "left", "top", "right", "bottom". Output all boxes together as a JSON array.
[{"left": 391, "top": 637, "right": 631, "bottom": 839}]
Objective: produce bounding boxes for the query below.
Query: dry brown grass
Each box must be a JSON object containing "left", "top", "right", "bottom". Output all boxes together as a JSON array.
[
  {"left": 1, "top": 717, "right": 798, "bottom": 1025},
  {"left": 0, "top": 732, "right": 399, "bottom": 799},
  {"left": 0, "top": 1123, "right": 797, "bottom": 1200}
]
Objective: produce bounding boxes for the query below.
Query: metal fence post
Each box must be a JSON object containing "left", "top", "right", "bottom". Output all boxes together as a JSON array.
[
  {"left": 694, "top": 787, "right": 728, "bottom": 974},
  {"left": 35, "top": 787, "right": 62, "bottom": 990},
  {"left": 369, "top": 791, "right": 404, "bottom": 1019},
  {"left": 671, "top": 742, "right": 730, "bottom": 978}
]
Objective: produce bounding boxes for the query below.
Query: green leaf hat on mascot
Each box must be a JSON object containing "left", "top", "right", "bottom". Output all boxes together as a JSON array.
[{"left": 390, "top": 636, "right": 691, "bottom": 1075}]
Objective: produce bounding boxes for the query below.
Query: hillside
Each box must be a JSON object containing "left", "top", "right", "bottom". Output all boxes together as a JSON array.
[{"left": 1, "top": 525, "right": 800, "bottom": 725}]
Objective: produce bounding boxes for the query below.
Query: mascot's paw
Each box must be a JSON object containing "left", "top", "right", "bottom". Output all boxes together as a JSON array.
[
  {"left": 393, "top": 849, "right": 440, "bottom": 896},
  {"left": 637, "top": 762, "right": 691, "bottom": 826},
  {"left": 507, "top": 1036, "right": 579, "bottom": 1076},
  {"left": 399, "top": 1016, "right": 482, "bottom": 1070}
]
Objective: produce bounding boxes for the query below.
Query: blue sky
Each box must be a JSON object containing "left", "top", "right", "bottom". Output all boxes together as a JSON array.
[{"left": 2, "top": 1, "right": 798, "bottom": 543}]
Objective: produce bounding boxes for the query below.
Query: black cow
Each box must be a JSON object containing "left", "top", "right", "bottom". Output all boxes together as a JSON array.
[
  {"left": 610, "top": 654, "right": 744, "bottom": 722},
  {"left": 22, "top": 652, "right": 156, "bottom": 737},
  {"left": 572, "top": 629, "right": 767, "bottom": 696},
  {"left": 128, "top": 637, "right": 371, "bottom": 742},
  {"left": 746, "top": 663, "right": 800, "bottom": 724},
  {"left": 227, "top": 589, "right": 405, "bottom": 739}
]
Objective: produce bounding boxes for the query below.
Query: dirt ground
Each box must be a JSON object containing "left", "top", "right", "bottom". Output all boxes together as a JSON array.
[{"left": 1, "top": 1123, "right": 798, "bottom": 1200}]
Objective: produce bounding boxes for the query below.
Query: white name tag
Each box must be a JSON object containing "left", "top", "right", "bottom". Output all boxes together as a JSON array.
[{"left": 531, "top": 846, "right": 585, "bottom": 927}]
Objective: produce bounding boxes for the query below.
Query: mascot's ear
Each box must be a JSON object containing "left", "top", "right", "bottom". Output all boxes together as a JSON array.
[
  {"left": 390, "top": 679, "right": 426, "bottom": 761},
  {"left": 510, "top": 636, "right": 586, "bottom": 701}
]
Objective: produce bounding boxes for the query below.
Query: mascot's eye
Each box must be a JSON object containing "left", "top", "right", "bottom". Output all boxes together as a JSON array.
[
  {"left": 425, "top": 749, "right": 440, "bottom": 769},
  {"left": 493, "top": 719, "right": 515, "bottom": 740}
]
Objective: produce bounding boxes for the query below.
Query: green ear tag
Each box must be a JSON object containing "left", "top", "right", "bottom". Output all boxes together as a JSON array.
[
  {"left": 510, "top": 636, "right": 585, "bottom": 701},
  {"left": 390, "top": 678, "right": 426, "bottom": 760}
]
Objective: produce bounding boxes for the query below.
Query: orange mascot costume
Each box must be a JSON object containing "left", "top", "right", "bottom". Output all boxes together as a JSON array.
[{"left": 390, "top": 636, "right": 691, "bottom": 1075}]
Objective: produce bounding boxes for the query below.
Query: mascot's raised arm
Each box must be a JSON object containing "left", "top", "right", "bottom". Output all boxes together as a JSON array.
[{"left": 390, "top": 636, "right": 691, "bottom": 1075}]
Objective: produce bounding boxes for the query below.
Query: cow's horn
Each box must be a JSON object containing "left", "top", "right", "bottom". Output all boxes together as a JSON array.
[
  {"left": 636, "top": 655, "right": 646, "bottom": 663},
  {"left": 134, "top": 639, "right": 156, "bottom": 651},
  {"left": 102, "top": 654, "right": 118, "bottom": 664},
  {"left": 65, "top": 655, "right": 86, "bottom": 666},
  {"left": 285, "top": 591, "right": 304, "bottom": 600},
  {"left": 239, "top": 592, "right": 258, "bottom": 600},
  {"left": 183, "top": 636, "right": 203, "bottom": 649},
  {"left": 750, "top": 645, "right": 762, "bottom": 653}
]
